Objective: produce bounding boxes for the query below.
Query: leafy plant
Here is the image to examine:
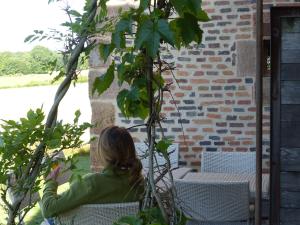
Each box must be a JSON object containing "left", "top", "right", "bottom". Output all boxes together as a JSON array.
[
  {"left": 0, "top": 0, "right": 101, "bottom": 224},
  {"left": 92, "top": 0, "right": 209, "bottom": 223}
]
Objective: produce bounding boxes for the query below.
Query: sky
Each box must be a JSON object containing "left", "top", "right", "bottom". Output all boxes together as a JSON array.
[{"left": 0, "top": 0, "right": 85, "bottom": 52}]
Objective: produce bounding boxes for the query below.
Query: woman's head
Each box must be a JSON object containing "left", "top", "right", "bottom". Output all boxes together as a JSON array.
[{"left": 97, "top": 126, "right": 143, "bottom": 185}]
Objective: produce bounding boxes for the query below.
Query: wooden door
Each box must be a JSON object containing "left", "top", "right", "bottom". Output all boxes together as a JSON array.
[{"left": 271, "top": 6, "right": 300, "bottom": 225}]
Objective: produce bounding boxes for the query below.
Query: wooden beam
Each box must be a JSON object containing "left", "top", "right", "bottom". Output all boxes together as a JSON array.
[{"left": 255, "top": 0, "right": 263, "bottom": 224}]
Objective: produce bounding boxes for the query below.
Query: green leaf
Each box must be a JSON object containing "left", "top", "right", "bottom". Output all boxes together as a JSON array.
[
  {"left": 197, "top": 9, "right": 210, "bottom": 22},
  {"left": 24, "top": 34, "right": 35, "bottom": 43},
  {"left": 156, "top": 138, "right": 173, "bottom": 155},
  {"left": 74, "top": 110, "right": 81, "bottom": 124},
  {"left": 99, "top": 44, "right": 114, "bottom": 62},
  {"left": 117, "top": 89, "right": 129, "bottom": 115},
  {"left": 138, "top": 0, "right": 149, "bottom": 11},
  {"left": 171, "top": 0, "right": 203, "bottom": 18},
  {"left": 92, "top": 62, "right": 115, "bottom": 95},
  {"left": 135, "top": 19, "right": 153, "bottom": 49},
  {"left": 68, "top": 10, "right": 82, "bottom": 17},
  {"left": 98, "top": 0, "right": 108, "bottom": 18},
  {"left": 157, "top": 19, "right": 174, "bottom": 46},
  {"left": 114, "top": 215, "right": 143, "bottom": 225},
  {"left": 135, "top": 19, "right": 160, "bottom": 57},
  {"left": 112, "top": 18, "right": 133, "bottom": 48},
  {"left": 116, "top": 87, "right": 149, "bottom": 119},
  {"left": 170, "top": 13, "right": 203, "bottom": 48}
]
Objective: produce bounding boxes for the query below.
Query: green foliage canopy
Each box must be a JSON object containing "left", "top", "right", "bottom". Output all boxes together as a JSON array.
[{"left": 0, "top": 46, "right": 88, "bottom": 76}]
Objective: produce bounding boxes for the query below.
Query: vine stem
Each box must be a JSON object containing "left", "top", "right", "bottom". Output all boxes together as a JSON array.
[{"left": 145, "top": 54, "right": 169, "bottom": 223}]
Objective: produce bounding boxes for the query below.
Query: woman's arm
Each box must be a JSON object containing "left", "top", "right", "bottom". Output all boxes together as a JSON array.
[{"left": 41, "top": 174, "right": 94, "bottom": 218}]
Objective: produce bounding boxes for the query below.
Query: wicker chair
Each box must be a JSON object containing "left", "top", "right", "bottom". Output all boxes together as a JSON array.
[
  {"left": 201, "top": 151, "right": 256, "bottom": 174},
  {"left": 54, "top": 202, "right": 139, "bottom": 225},
  {"left": 174, "top": 179, "right": 250, "bottom": 225},
  {"left": 135, "top": 143, "right": 179, "bottom": 169}
]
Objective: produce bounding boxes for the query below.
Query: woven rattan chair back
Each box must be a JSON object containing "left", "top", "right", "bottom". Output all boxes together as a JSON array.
[
  {"left": 54, "top": 202, "right": 139, "bottom": 225},
  {"left": 201, "top": 151, "right": 256, "bottom": 174},
  {"left": 175, "top": 180, "right": 250, "bottom": 225}
]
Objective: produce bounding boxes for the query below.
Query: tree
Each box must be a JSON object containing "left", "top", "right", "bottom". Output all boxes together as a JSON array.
[
  {"left": 0, "top": 1, "right": 99, "bottom": 224},
  {"left": 29, "top": 46, "right": 60, "bottom": 74}
]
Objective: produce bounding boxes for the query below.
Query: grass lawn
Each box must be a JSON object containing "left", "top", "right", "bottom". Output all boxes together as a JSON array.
[
  {"left": 0, "top": 70, "right": 88, "bottom": 89},
  {"left": 0, "top": 152, "right": 91, "bottom": 225}
]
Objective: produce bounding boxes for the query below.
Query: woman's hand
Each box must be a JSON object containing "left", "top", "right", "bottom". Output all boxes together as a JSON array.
[{"left": 46, "top": 165, "right": 61, "bottom": 181}]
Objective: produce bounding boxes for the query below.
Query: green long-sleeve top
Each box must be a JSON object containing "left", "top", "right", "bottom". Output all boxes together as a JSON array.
[{"left": 41, "top": 165, "right": 144, "bottom": 218}]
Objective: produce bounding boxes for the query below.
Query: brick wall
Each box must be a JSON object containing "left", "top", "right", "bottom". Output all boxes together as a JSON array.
[{"left": 88, "top": 0, "right": 300, "bottom": 171}]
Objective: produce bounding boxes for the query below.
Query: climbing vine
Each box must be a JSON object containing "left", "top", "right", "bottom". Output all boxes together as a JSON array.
[{"left": 93, "top": 0, "right": 209, "bottom": 224}]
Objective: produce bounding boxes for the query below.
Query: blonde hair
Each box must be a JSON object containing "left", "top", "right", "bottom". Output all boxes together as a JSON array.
[{"left": 97, "top": 126, "right": 143, "bottom": 186}]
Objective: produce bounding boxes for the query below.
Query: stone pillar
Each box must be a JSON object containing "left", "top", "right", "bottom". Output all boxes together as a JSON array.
[{"left": 88, "top": 0, "right": 136, "bottom": 171}]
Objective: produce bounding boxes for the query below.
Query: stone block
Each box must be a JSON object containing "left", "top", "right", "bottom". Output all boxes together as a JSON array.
[
  {"left": 90, "top": 101, "right": 115, "bottom": 135},
  {"left": 90, "top": 136, "right": 103, "bottom": 172},
  {"left": 237, "top": 40, "right": 256, "bottom": 77}
]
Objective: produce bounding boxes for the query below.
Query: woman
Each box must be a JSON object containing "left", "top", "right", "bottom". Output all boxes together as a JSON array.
[{"left": 41, "top": 126, "right": 144, "bottom": 220}]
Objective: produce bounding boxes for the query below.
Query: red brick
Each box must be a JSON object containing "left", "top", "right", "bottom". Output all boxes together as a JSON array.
[
  {"left": 201, "top": 64, "right": 213, "bottom": 69},
  {"left": 236, "top": 34, "right": 251, "bottom": 39},
  {"left": 217, "top": 64, "right": 228, "bottom": 69},
  {"left": 243, "top": 140, "right": 254, "bottom": 145},
  {"left": 213, "top": 79, "right": 226, "bottom": 83},
  {"left": 163, "top": 107, "right": 175, "bottom": 111},
  {"left": 236, "top": 91, "right": 250, "bottom": 97},
  {"left": 240, "top": 115, "right": 255, "bottom": 120},
  {"left": 186, "top": 64, "right": 198, "bottom": 69},
  {"left": 192, "top": 147, "right": 203, "bottom": 152},
  {"left": 205, "top": 8, "right": 215, "bottom": 13},
  {"left": 186, "top": 128, "right": 198, "bottom": 132},
  {"left": 202, "top": 100, "right": 224, "bottom": 106},
  {"left": 226, "top": 93, "right": 234, "bottom": 97},
  {"left": 228, "top": 141, "right": 240, "bottom": 146},
  {"left": 174, "top": 92, "right": 185, "bottom": 97},
  {"left": 180, "top": 85, "right": 193, "bottom": 90},
  {"left": 240, "top": 14, "right": 251, "bottom": 20},
  {"left": 170, "top": 100, "right": 180, "bottom": 104},
  {"left": 220, "top": 107, "right": 232, "bottom": 112},
  {"left": 222, "top": 147, "right": 234, "bottom": 152},
  {"left": 236, "top": 147, "right": 248, "bottom": 152},
  {"left": 207, "top": 113, "right": 222, "bottom": 119},
  {"left": 192, "top": 119, "right": 213, "bottom": 125},
  {"left": 177, "top": 71, "right": 189, "bottom": 76},
  {"left": 223, "top": 28, "right": 237, "bottom": 33},
  {"left": 225, "top": 100, "right": 235, "bottom": 105},
  {"left": 179, "top": 146, "right": 189, "bottom": 152},
  {"left": 192, "top": 135, "right": 204, "bottom": 140},
  {"left": 209, "top": 57, "right": 222, "bottom": 62},
  {"left": 228, "top": 79, "right": 242, "bottom": 83},
  {"left": 190, "top": 79, "right": 210, "bottom": 84},
  {"left": 223, "top": 70, "right": 234, "bottom": 76},
  {"left": 203, "top": 127, "right": 214, "bottom": 132},
  {"left": 245, "top": 131, "right": 256, "bottom": 135},
  {"left": 238, "top": 100, "right": 251, "bottom": 105},
  {"left": 223, "top": 136, "right": 235, "bottom": 141},
  {"left": 193, "top": 71, "right": 204, "bottom": 76}
]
